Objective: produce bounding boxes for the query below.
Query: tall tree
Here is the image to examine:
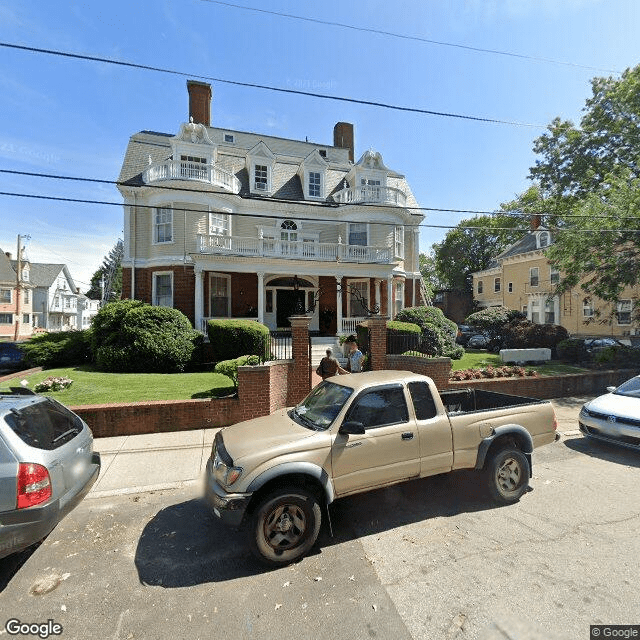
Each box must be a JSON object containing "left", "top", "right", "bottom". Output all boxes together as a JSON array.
[
  {"left": 86, "top": 239, "right": 123, "bottom": 303},
  {"left": 418, "top": 251, "right": 445, "bottom": 300},
  {"left": 527, "top": 64, "right": 640, "bottom": 319},
  {"left": 432, "top": 214, "right": 522, "bottom": 292}
]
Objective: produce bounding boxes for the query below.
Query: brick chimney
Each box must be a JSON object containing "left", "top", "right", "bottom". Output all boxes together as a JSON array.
[
  {"left": 333, "top": 122, "right": 354, "bottom": 162},
  {"left": 187, "top": 80, "right": 212, "bottom": 127},
  {"left": 530, "top": 214, "right": 542, "bottom": 231}
]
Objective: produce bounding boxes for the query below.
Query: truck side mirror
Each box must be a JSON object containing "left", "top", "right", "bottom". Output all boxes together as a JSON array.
[{"left": 339, "top": 421, "right": 365, "bottom": 435}]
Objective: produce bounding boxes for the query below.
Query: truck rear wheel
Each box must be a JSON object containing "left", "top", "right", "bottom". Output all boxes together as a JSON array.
[
  {"left": 485, "top": 448, "right": 529, "bottom": 504},
  {"left": 248, "top": 487, "right": 321, "bottom": 566}
]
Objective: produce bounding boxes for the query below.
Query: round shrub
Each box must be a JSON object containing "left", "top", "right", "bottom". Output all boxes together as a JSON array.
[
  {"left": 465, "top": 306, "right": 525, "bottom": 350},
  {"left": 92, "top": 300, "right": 199, "bottom": 373},
  {"left": 20, "top": 330, "right": 93, "bottom": 368},
  {"left": 207, "top": 319, "right": 271, "bottom": 362},
  {"left": 502, "top": 321, "right": 569, "bottom": 354},
  {"left": 395, "top": 306, "right": 462, "bottom": 359},
  {"left": 214, "top": 354, "right": 260, "bottom": 389}
]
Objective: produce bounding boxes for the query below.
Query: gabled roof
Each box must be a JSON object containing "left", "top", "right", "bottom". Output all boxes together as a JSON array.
[
  {"left": 495, "top": 227, "right": 551, "bottom": 261},
  {"left": 19, "top": 263, "right": 76, "bottom": 291},
  {"left": 0, "top": 251, "right": 16, "bottom": 284}
]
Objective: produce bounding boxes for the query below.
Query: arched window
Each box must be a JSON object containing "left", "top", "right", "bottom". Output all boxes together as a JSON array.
[{"left": 280, "top": 220, "right": 298, "bottom": 242}]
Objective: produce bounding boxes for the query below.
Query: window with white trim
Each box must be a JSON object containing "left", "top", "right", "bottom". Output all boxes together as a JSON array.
[
  {"left": 153, "top": 272, "right": 173, "bottom": 308},
  {"left": 349, "top": 280, "right": 369, "bottom": 317},
  {"left": 538, "top": 231, "right": 550, "bottom": 248},
  {"left": 0, "top": 313, "right": 12, "bottom": 324},
  {"left": 508, "top": 282, "right": 513, "bottom": 293},
  {"left": 22, "top": 268, "right": 29, "bottom": 282},
  {"left": 154, "top": 207, "right": 173, "bottom": 243},
  {"left": 617, "top": 299, "right": 632, "bottom": 325},
  {"left": 0, "top": 288, "right": 11, "bottom": 303},
  {"left": 477, "top": 280, "right": 483, "bottom": 294},
  {"left": 23, "top": 289, "right": 30, "bottom": 304},
  {"left": 308, "top": 171, "right": 321, "bottom": 198},
  {"left": 209, "top": 210, "right": 230, "bottom": 236},
  {"left": 583, "top": 298, "right": 594, "bottom": 318},
  {"left": 544, "top": 299, "right": 555, "bottom": 324},
  {"left": 254, "top": 165, "right": 268, "bottom": 191},
  {"left": 394, "top": 226, "right": 404, "bottom": 259},
  {"left": 23, "top": 314, "right": 29, "bottom": 324},
  {"left": 394, "top": 280, "right": 404, "bottom": 316},
  {"left": 348, "top": 223, "right": 367, "bottom": 246},
  {"left": 530, "top": 299, "right": 540, "bottom": 324},
  {"left": 550, "top": 267, "right": 559, "bottom": 285},
  {"left": 210, "top": 273, "right": 231, "bottom": 317},
  {"left": 224, "top": 133, "right": 235, "bottom": 143},
  {"left": 530, "top": 267, "right": 539, "bottom": 287},
  {"left": 494, "top": 277, "right": 501, "bottom": 293}
]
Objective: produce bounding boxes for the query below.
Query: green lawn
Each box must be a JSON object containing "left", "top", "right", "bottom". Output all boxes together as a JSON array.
[
  {"left": 0, "top": 366, "right": 235, "bottom": 405},
  {"left": 453, "top": 350, "right": 588, "bottom": 376}
]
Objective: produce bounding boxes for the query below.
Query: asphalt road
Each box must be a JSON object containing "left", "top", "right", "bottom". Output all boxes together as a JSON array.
[{"left": 1, "top": 417, "right": 639, "bottom": 639}]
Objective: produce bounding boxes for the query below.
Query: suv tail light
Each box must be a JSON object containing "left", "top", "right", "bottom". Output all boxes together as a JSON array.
[{"left": 17, "top": 463, "right": 52, "bottom": 509}]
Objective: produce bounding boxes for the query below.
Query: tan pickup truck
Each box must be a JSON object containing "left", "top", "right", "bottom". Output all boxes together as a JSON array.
[{"left": 204, "top": 370, "right": 558, "bottom": 566}]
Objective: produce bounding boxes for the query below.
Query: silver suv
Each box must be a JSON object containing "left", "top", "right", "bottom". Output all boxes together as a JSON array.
[{"left": 0, "top": 388, "right": 100, "bottom": 558}]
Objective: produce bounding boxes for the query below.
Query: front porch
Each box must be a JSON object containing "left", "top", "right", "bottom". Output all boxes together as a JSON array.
[{"left": 194, "top": 270, "right": 420, "bottom": 335}]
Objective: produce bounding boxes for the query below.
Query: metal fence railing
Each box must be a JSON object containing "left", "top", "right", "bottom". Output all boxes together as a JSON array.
[
  {"left": 386, "top": 331, "right": 422, "bottom": 355},
  {"left": 268, "top": 331, "right": 292, "bottom": 361}
]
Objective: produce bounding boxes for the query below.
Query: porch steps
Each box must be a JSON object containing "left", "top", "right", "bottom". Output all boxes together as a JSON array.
[{"left": 310, "top": 337, "right": 347, "bottom": 368}]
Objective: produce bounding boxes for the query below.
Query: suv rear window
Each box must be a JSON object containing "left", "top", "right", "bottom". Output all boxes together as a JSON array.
[{"left": 4, "top": 399, "right": 83, "bottom": 450}]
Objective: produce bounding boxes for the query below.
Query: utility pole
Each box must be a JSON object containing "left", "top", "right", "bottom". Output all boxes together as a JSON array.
[{"left": 14, "top": 235, "right": 22, "bottom": 341}]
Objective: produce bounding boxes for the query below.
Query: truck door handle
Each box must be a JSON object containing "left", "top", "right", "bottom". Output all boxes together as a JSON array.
[{"left": 401, "top": 432, "right": 414, "bottom": 441}]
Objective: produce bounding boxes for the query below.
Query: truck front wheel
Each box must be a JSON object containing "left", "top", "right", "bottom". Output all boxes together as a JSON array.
[
  {"left": 248, "top": 487, "right": 322, "bottom": 566},
  {"left": 485, "top": 448, "right": 529, "bottom": 504}
]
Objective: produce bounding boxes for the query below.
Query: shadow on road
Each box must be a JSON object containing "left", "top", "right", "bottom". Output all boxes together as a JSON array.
[
  {"left": 134, "top": 469, "right": 501, "bottom": 587},
  {"left": 563, "top": 436, "right": 640, "bottom": 468},
  {"left": 0, "top": 543, "right": 41, "bottom": 594}
]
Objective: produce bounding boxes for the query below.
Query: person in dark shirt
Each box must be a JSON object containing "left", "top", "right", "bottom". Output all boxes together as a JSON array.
[{"left": 318, "top": 348, "right": 348, "bottom": 380}]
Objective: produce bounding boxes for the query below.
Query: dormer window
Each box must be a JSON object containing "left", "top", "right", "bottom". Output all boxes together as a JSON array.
[
  {"left": 537, "top": 230, "right": 551, "bottom": 248},
  {"left": 309, "top": 172, "right": 321, "bottom": 197},
  {"left": 254, "top": 165, "right": 268, "bottom": 191},
  {"left": 224, "top": 133, "right": 235, "bottom": 143},
  {"left": 247, "top": 141, "right": 276, "bottom": 195}
]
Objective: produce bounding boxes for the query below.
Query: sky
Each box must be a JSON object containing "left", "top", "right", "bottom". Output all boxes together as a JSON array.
[{"left": 0, "top": 0, "right": 639, "bottom": 292}]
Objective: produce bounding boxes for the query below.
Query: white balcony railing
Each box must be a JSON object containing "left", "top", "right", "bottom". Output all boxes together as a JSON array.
[
  {"left": 332, "top": 185, "right": 407, "bottom": 207},
  {"left": 198, "top": 235, "right": 393, "bottom": 264},
  {"left": 143, "top": 160, "right": 241, "bottom": 193},
  {"left": 340, "top": 317, "right": 368, "bottom": 334}
]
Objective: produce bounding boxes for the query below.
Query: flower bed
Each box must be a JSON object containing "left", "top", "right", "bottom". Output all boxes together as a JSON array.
[{"left": 450, "top": 365, "right": 538, "bottom": 381}]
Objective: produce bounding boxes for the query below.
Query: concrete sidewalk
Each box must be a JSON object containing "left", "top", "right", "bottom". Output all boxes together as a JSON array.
[{"left": 87, "top": 396, "right": 593, "bottom": 500}]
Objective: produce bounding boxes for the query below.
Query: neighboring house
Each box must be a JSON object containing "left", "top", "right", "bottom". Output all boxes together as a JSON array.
[
  {"left": 77, "top": 295, "right": 100, "bottom": 329},
  {"left": 0, "top": 250, "right": 34, "bottom": 339},
  {"left": 432, "top": 288, "right": 474, "bottom": 325},
  {"left": 117, "top": 81, "right": 424, "bottom": 335},
  {"left": 24, "top": 263, "right": 80, "bottom": 332},
  {"left": 472, "top": 226, "right": 639, "bottom": 339}
]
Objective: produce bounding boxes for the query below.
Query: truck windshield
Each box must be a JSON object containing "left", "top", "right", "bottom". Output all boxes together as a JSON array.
[{"left": 293, "top": 382, "right": 353, "bottom": 431}]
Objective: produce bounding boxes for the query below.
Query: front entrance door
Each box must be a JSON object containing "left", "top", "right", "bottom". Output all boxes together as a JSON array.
[{"left": 276, "top": 289, "right": 305, "bottom": 328}]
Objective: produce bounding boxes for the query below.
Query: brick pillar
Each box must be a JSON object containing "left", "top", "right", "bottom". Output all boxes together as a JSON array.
[
  {"left": 289, "top": 315, "right": 312, "bottom": 404},
  {"left": 368, "top": 315, "right": 388, "bottom": 371},
  {"left": 237, "top": 364, "right": 272, "bottom": 422}
]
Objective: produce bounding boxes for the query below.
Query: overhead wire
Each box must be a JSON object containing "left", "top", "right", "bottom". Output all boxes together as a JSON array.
[
  {"left": 2, "top": 168, "right": 640, "bottom": 222},
  {"left": 200, "top": 0, "right": 622, "bottom": 75},
  {"left": 1, "top": 189, "right": 639, "bottom": 234},
  {"left": 0, "top": 41, "right": 544, "bottom": 128}
]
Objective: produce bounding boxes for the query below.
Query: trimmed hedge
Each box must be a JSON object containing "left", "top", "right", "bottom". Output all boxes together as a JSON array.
[
  {"left": 395, "top": 306, "right": 463, "bottom": 359},
  {"left": 19, "top": 330, "right": 93, "bottom": 368},
  {"left": 214, "top": 354, "right": 260, "bottom": 389},
  {"left": 92, "top": 300, "right": 200, "bottom": 373},
  {"left": 557, "top": 338, "right": 589, "bottom": 363},
  {"left": 502, "top": 321, "right": 569, "bottom": 354},
  {"left": 207, "top": 319, "right": 271, "bottom": 362}
]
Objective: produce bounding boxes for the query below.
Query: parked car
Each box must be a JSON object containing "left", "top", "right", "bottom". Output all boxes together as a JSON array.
[
  {"left": 205, "top": 371, "right": 558, "bottom": 566},
  {"left": 0, "top": 342, "right": 26, "bottom": 373},
  {"left": 467, "top": 333, "right": 491, "bottom": 349},
  {"left": 0, "top": 388, "right": 101, "bottom": 559},
  {"left": 456, "top": 325, "right": 479, "bottom": 345},
  {"left": 583, "top": 337, "right": 626, "bottom": 353},
  {"left": 579, "top": 375, "right": 640, "bottom": 450}
]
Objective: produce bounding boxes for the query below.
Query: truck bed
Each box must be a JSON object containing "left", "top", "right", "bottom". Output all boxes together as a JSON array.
[{"left": 440, "top": 388, "right": 544, "bottom": 415}]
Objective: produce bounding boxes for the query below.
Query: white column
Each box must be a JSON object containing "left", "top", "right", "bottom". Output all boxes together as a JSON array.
[
  {"left": 335, "top": 275, "right": 343, "bottom": 334},
  {"left": 194, "top": 264, "right": 204, "bottom": 332},
  {"left": 375, "top": 279, "right": 381, "bottom": 313},
  {"left": 257, "top": 271, "right": 265, "bottom": 324},
  {"left": 387, "top": 275, "right": 394, "bottom": 319}
]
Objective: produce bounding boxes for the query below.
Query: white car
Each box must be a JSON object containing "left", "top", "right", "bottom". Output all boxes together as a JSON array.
[{"left": 579, "top": 376, "right": 640, "bottom": 450}]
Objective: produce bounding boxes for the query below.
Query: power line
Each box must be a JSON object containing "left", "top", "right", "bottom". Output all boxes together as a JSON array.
[
  {"left": 3, "top": 168, "right": 640, "bottom": 221},
  {"left": 2, "top": 189, "right": 639, "bottom": 234},
  {"left": 200, "top": 0, "right": 621, "bottom": 75},
  {"left": 0, "top": 41, "right": 544, "bottom": 128}
]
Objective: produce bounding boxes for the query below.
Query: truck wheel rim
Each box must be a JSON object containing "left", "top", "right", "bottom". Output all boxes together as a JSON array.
[
  {"left": 263, "top": 504, "right": 306, "bottom": 551},
  {"left": 497, "top": 458, "right": 521, "bottom": 492}
]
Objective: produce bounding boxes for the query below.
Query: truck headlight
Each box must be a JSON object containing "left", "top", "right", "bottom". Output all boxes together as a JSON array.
[
  {"left": 579, "top": 406, "right": 588, "bottom": 419},
  {"left": 213, "top": 454, "right": 242, "bottom": 487}
]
